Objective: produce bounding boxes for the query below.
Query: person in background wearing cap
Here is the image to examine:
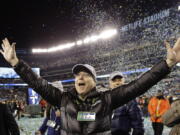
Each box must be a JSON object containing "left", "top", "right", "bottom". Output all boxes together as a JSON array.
[
  {"left": 35, "top": 103, "right": 61, "bottom": 135},
  {"left": 35, "top": 81, "right": 63, "bottom": 135},
  {"left": 0, "top": 37, "right": 180, "bottom": 135},
  {"left": 148, "top": 90, "right": 170, "bottom": 135},
  {"left": 109, "top": 71, "right": 144, "bottom": 135},
  {"left": 162, "top": 96, "right": 180, "bottom": 135}
]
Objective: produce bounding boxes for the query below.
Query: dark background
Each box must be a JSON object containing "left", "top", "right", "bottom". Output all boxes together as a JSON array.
[{"left": 0, "top": 0, "right": 179, "bottom": 49}]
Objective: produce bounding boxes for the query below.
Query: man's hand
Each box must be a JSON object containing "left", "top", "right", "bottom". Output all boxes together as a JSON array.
[
  {"left": 55, "top": 110, "right": 61, "bottom": 117},
  {"left": 165, "top": 37, "right": 180, "bottom": 68},
  {"left": 0, "top": 38, "right": 19, "bottom": 66}
]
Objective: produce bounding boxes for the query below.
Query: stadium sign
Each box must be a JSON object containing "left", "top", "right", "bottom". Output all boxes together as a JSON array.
[{"left": 121, "top": 9, "right": 170, "bottom": 32}]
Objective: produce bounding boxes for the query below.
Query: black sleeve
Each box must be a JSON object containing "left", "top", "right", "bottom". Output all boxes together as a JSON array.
[
  {"left": 14, "top": 60, "right": 62, "bottom": 106},
  {"left": 4, "top": 104, "right": 20, "bottom": 135},
  {"left": 111, "top": 60, "right": 171, "bottom": 109}
]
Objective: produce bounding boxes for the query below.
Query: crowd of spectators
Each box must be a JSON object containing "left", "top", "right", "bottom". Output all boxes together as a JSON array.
[{"left": 0, "top": 6, "right": 179, "bottom": 97}]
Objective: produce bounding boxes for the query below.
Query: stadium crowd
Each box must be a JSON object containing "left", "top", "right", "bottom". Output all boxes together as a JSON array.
[{"left": 0, "top": 5, "right": 179, "bottom": 135}]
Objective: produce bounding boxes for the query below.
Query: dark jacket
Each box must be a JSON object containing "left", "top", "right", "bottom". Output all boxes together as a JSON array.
[
  {"left": 39, "top": 107, "right": 61, "bottom": 135},
  {"left": 162, "top": 100, "right": 180, "bottom": 135},
  {"left": 111, "top": 100, "right": 144, "bottom": 135},
  {"left": 0, "top": 103, "right": 20, "bottom": 135},
  {"left": 14, "top": 60, "right": 170, "bottom": 135},
  {"left": 162, "top": 100, "right": 180, "bottom": 127}
]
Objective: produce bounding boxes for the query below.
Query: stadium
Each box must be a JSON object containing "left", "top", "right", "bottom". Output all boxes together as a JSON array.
[{"left": 0, "top": 1, "right": 179, "bottom": 135}]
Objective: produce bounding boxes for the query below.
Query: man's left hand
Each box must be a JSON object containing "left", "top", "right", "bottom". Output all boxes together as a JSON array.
[{"left": 165, "top": 37, "right": 180, "bottom": 67}]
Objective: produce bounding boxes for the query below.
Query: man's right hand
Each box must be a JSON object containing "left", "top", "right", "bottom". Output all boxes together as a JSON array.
[{"left": 0, "top": 38, "right": 19, "bottom": 66}]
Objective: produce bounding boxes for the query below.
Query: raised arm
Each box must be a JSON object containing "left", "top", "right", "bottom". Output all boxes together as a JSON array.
[
  {"left": 0, "top": 38, "right": 63, "bottom": 106},
  {"left": 110, "top": 37, "right": 180, "bottom": 109}
]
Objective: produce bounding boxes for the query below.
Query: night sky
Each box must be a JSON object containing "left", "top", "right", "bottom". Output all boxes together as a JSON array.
[{"left": 0, "top": 0, "right": 179, "bottom": 49}]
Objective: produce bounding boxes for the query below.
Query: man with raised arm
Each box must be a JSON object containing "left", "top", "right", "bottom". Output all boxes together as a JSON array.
[{"left": 0, "top": 38, "right": 180, "bottom": 135}]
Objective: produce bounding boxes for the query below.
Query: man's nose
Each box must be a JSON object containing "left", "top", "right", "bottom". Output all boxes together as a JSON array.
[{"left": 78, "top": 74, "right": 84, "bottom": 79}]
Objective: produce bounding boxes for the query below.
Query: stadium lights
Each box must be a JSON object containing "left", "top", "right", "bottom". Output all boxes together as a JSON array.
[
  {"left": 178, "top": 6, "right": 180, "bottom": 11},
  {"left": 76, "top": 40, "right": 83, "bottom": 45},
  {"left": 90, "top": 35, "right": 99, "bottom": 42},
  {"left": 83, "top": 37, "right": 91, "bottom": 44},
  {"left": 32, "top": 28, "right": 118, "bottom": 53},
  {"left": 32, "top": 49, "right": 48, "bottom": 53},
  {"left": 47, "top": 42, "right": 76, "bottom": 52},
  {"left": 48, "top": 46, "right": 58, "bottom": 52},
  {"left": 99, "top": 29, "right": 118, "bottom": 39}
]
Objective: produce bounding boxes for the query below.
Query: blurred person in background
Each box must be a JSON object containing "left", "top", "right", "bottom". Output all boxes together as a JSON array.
[
  {"left": 0, "top": 102, "right": 20, "bottom": 135},
  {"left": 162, "top": 96, "right": 180, "bottom": 135},
  {"left": 167, "top": 95, "right": 173, "bottom": 105},
  {"left": 13, "top": 100, "right": 22, "bottom": 120},
  {"left": 141, "top": 96, "right": 149, "bottom": 117},
  {"left": 39, "top": 98, "right": 47, "bottom": 117},
  {"left": 148, "top": 90, "right": 170, "bottom": 135},
  {"left": 109, "top": 71, "right": 144, "bottom": 135},
  {"left": 35, "top": 103, "right": 61, "bottom": 135},
  {"left": 35, "top": 81, "right": 63, "bottom": 135}
]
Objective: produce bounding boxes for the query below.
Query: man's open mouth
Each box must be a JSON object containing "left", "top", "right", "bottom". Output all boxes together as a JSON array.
[{"left": 79, "top": 83, "right": 85, "bottom": 86}]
